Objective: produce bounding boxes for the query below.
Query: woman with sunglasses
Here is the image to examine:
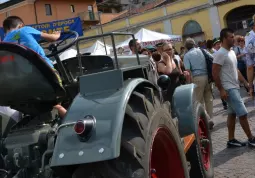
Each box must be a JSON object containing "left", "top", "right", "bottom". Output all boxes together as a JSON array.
[
  {"left": 234, "top": 36, "right": 248, "bottom": 80},
  {"left": 157, "top": 42, "right": 189, "bottom": 102},
  {"left": 232, "top": 36, "right": 250, "bottom": 94}
]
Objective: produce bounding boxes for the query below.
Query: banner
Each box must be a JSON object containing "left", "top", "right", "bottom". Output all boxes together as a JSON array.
[{"left": 0, "top": 17, "right": 83, "bottom": 41}]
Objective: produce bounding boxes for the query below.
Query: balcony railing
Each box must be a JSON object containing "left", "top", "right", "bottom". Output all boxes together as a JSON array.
[{"left": 78, "top": 11, "right": 100, "bottom": 21}]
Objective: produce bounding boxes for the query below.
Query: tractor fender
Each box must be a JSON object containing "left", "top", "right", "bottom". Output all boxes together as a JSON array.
[
  {"left": 50, "top": 78, "right": 156, "bottom": 167},
  {"left": 172, "top": 83, "right": 196, "bottom": 138}
]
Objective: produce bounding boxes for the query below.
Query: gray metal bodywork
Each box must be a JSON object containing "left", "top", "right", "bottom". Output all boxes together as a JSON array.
[
  {"left": 0, "top": 32, "right": 198, "bottom": 171},
  {"left": 51, "top": 70, "right": 196, "bottom": 167},
  {"left": 50, "top": 73, "right": 156, "bottom": 167},
  {"left": 172, "top": 83, "right": 196, "bottom": 137}
]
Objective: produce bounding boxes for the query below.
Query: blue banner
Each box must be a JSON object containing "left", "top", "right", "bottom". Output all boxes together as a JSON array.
[
  {"left": 0, "top": 17, "right": 83, "bottom": 41},
  {"left": 0, "top": 28, "right": 4, "bottom": 41}
]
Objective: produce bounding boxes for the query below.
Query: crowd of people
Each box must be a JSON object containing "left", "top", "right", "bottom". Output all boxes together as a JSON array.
[
  {"left": 0, "top": 13, "right": 255, "bottom": 149},
  {"left": 126, "top": 14, "right": 255, "bottom": 147}
]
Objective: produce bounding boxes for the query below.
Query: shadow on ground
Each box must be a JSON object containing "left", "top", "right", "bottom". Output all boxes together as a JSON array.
[{"left": 213, "top": 146, "right": 255, "bottom": 167}]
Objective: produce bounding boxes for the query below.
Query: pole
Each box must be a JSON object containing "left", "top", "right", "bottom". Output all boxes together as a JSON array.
[
  {"left": 34, "top": 0, "right": 38, "bottom": 24},
  {"left": 98, "top": 11, "right": 108, "bottom": 55}
]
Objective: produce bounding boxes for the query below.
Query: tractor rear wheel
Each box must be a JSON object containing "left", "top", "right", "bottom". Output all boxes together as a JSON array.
[
  {"left": 187, "top": 102, "right": 214, "bottom": 178},
  {"left": 72, "top": 87, "right": 189, "bottom": 178}
]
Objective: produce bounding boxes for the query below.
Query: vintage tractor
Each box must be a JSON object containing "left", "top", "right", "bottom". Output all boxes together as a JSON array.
[{"left": 0, "top": 31, "right": 213, "bottom": 178}]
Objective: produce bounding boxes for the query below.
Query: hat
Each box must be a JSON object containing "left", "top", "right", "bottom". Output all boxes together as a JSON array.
[
  {"left": 145, "top": 45, "right": 156, "bottom": 52},
  {"left": 213, "top": 38, "right": 220, "bottom": 45}
]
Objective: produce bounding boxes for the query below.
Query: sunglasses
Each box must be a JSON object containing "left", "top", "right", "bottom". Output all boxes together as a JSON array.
[{"left": 164, "top": 48, "right": 173, "bottom": 52}]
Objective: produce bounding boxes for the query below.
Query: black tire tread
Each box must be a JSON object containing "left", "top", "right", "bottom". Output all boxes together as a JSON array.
[
  {"left": 187, "top": 101, "right": 214, "bottom": 178},
  {"left": 72, "top": 86, "right": 188, "bottom": 178}
]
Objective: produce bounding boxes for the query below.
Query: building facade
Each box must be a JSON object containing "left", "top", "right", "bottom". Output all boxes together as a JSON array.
[
  {"left": 97, "top": 0, "right": 161, "bottom": 13},
  {"left": 0, "top": 0, "right": 99, "bottom": 30},
  {"left": 82, "top": 0, "right": 255, "bottom": 49}
]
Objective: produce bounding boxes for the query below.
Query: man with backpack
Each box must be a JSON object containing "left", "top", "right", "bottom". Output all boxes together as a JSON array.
[{"left": 183, "top": 38, "right": 214, "bottom": 130}]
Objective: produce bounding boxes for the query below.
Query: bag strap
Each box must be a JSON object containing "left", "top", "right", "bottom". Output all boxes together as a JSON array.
[
  {"left": 200, "top": 48, "right": 208, "bottom": 59},
  {"left": 237, "top": 46, "right": 241, "bottom": 55}
]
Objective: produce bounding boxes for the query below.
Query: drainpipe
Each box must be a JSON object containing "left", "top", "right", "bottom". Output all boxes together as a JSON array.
[
  {"left": 34, "top": 0, "right": 38, "bottom": 24},
  {"left": 98, "top": 11, "right": 107, "bottom": 55}
]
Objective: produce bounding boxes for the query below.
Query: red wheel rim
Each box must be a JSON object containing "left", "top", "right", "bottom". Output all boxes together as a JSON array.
[
  {"left": 150, "top": 127, "right": 186, "bottom": 178},
  {"left": 198, "top": 117, "right": 210, "bottom": 171}
]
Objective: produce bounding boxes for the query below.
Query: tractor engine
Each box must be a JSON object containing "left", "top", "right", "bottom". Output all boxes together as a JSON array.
[{"left": 2, "top": 114, "right": 58, "bottom": 178}]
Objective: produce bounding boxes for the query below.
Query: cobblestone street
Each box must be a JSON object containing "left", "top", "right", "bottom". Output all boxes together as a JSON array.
[{"left": 212, "top": 87, "right": 255, "bottom": 178}]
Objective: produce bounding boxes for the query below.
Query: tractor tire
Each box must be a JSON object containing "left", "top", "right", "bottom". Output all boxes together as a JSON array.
[
  {"left": 72, "top": 87, "right": 189, "bottom": 178},
  {"left": 187, "top": 102, "right": 214, "bottom": 178}
]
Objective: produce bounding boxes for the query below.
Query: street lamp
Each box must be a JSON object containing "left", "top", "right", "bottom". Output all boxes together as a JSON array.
[{"left": 98, "top": 11, "right": 108, "bottom": 55}]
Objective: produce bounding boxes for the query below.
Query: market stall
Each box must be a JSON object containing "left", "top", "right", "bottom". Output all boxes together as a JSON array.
[
  {"left": 116, "top": 28, "right": 182, "bottom": 51},
  {"left": 80, "top": 40, "right": 112, "bottom": 55}
]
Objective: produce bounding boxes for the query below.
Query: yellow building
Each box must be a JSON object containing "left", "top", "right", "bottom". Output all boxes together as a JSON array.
[{"left": 82, "top": 0, "right": 255, "bottom": 49}]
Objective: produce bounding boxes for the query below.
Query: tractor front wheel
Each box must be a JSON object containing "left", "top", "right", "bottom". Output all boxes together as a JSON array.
[
  {"left": 187, "top": 102, "right": 214, "bottom": 178},
  {"left": 72, "top": 88, "right": 189, "bottom": 178}
]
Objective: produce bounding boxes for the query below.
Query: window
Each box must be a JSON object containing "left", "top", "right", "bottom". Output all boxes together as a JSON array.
[
  {"left": 183, "top": 20, "right": 202, "bottom": 36},
  {"left": 183, "top": 20, "right": 204, "bottom": 43},
  {"left": 88, "top": 5, "right": 93, "bottom": 12},
  {"left": 226, "top": 5, "right": 255, "bottom": 32},
  {"left": 45, "top": 4, "right": 52, "bottom": 16},
  {"left": 88, "top": 5, "right": 95, "bottom": 20},
  {"left": 70, "top": 5, "right": 75, "bottom": 13},
  {"left": 6, "top": 11, "right": 10, "bottom": 17}
]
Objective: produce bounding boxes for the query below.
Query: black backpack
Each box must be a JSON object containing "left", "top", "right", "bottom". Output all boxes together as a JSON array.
[{"left": 200, "top": 48, "right": 214, "bottom": 83}]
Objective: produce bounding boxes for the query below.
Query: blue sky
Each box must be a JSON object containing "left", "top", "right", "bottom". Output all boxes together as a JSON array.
[{"left": 0, "top": 0, "right": 9, "bottom": 3}]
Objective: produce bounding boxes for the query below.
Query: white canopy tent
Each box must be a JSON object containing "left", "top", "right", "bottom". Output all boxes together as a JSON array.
[
  {"left": 52, "top": 48, "right": 77, "bottom": 64},
  {"left": 116, "top": 28, "right": 182, "bottom": 49},
  {"left": 59, "top": 48, "right": 77, "bottom": 61},
  {"left": 52, "top": 41, "right": 112, "bottom": 64},
  {"left": 80, "top": 40, "right": 112, "bottom": 55}
]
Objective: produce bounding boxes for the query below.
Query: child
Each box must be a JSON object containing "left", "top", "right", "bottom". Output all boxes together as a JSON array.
[{"left": 2, "top": 16, "right": 66, "bottom": 118}]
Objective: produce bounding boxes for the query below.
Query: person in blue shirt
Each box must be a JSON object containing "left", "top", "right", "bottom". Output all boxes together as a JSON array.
[
  {"left": 3, "top": 16, "right": 60, "bottom": 68},
  {"left": 2, "top": 16, "right": 66, "bottom": 118}
]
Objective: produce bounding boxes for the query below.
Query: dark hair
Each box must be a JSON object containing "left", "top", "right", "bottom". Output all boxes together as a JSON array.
[
  {"left": 140, "top": 48, "right": 150, "bottom": 55},
  {"left": 152, "top": 52, "right": 161, "bottom": 62},
  {"left": 172, "top": 46, "right": 179, "bottom": 55},
  {"left": 220, "top": 28, "right": 234, "bottom": 42},
  {"left": 206, "top": 40, "right": 214, "bottom": 49},
  {"left": 128, "top": 39, "right": 137, "bottom": 49},
  {"left": 3, "top": 16, "right": 24, "bottom": 33}
]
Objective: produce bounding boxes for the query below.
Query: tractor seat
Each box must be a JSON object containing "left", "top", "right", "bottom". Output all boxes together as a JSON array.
[
  {"left": 54, "top": 55, "right": 115, "bottom": 79},
  {"left": 0, "top": 42, "right": 66, "bottom": 115}
]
